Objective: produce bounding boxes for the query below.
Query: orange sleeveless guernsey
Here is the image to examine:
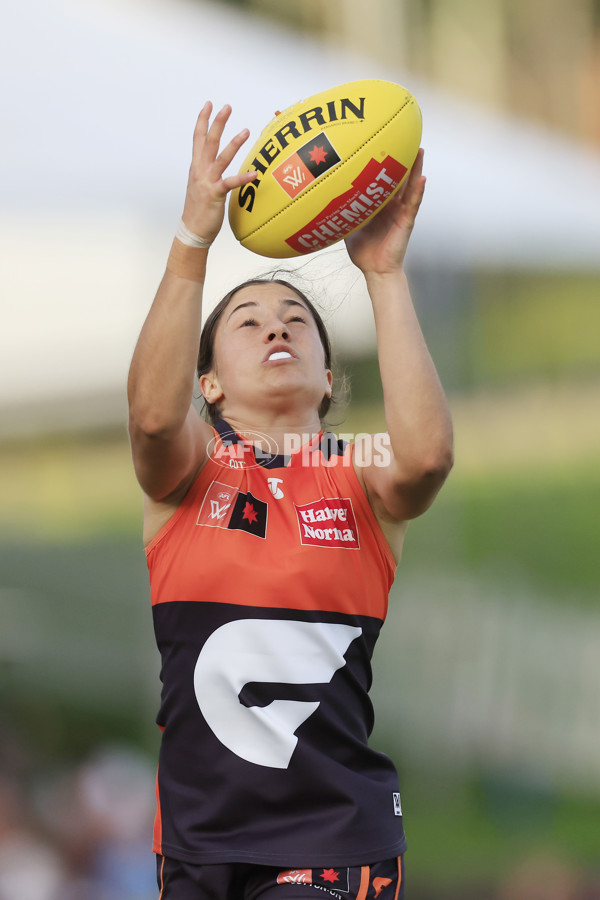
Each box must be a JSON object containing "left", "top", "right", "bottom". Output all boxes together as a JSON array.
[{"left": 146, "top": 420, "right": 406, "bottom": 867}]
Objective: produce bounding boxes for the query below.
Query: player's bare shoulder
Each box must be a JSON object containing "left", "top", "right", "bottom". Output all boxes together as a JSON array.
[{"left": 135, "top": 412, "right": 215, "bottom": 545}]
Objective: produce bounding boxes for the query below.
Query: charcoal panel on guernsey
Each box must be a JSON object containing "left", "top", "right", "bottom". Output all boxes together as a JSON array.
[{"left": 153, "top": 602, "right": 405, "bottom": 864}]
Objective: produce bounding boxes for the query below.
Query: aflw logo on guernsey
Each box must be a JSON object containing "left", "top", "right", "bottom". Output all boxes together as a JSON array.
[
  {"left": 196, "top": 481, "right": 268, "bottom": 539},
  {"left": 295, "top": 497, "right": 359, "bottom": 550}
]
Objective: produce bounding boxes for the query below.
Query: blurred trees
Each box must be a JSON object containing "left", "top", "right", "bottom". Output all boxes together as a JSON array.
[{"left": 221, "top": 0, "right": 600, "bottom": 147}]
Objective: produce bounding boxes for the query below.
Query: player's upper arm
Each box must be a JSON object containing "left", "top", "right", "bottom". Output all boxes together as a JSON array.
[
  {"left": 129, "top": 403, "right": 214, "bottom": 502},
  {"left": 353, "top": 431, "right": 453, "bottom": 524}
]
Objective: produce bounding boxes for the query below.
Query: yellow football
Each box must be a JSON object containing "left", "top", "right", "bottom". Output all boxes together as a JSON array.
[{"left": 228, "top": 79, "right": 422, "bottom": 258}]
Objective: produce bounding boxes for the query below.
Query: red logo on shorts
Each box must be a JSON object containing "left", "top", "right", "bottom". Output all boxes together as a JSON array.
[
  {"left": 276, "top": 868, "right": 350, "bottom": 891},
  {"left": 295, "top": 497, "right": 359, "bottom": 550},
  {"left": 277, "top": 869, "right": 312, "bottom": 884},
  {"left": 320, "top": 869, "right": 341, "bottom": 884}
]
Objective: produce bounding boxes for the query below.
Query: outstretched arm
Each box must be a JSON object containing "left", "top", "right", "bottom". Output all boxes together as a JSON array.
[
  {"left": 345, "top": 150, "right": 454, "bottom": 524},
  {"left": 128, "top": 103, "right": 256, "bottom": 504}
]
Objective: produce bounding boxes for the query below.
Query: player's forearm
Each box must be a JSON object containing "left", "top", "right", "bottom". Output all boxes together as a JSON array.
[
  {"left": 128, "top": 251, "right": 207, "bottom": 437},
  {"left": 367, "top": 270, "right": 454, "bottom": 480}
]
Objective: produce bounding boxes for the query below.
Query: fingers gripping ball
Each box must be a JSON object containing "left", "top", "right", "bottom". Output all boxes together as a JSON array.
[{"left": 228, "top": 79, "right": 422, "bottom": 259}]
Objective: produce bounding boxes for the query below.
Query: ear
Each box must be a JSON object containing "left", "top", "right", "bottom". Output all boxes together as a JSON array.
[
  {"left": 324, "top": 368, "right": 333, "bottom": 398},
  {"left": 199, "top": 371, "right": 224, "bottom": 406}
]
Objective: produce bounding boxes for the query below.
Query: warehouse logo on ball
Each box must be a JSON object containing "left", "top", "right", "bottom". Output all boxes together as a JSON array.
[{"left": 285, "top": 156, "right": 407, "bottom": 253}]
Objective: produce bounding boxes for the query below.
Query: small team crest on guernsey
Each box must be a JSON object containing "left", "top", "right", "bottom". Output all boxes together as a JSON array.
[
  {"left": 197, "top": 481, "right": 267, "bottom": 539},
  {"left": 295, "top": 497, "right": 359, "bottom": 550},
  {"left": 273, "top": 132, "right": 341, "bottom": 199},
  {"left": 276, "top": 868, "right": 350, "bottom": 892}
]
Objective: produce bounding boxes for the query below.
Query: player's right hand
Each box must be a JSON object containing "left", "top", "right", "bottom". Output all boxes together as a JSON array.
[{"left": 181, "top": 102, "right": 257, "bottom": 245}]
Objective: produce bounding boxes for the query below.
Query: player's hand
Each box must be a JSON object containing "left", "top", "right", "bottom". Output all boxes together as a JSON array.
[
  {"left": 181, "top": 102, "right": 257, "bottom": 244},
  {"left": 345, "top": 148, "right": 425, "bottom": 276}
]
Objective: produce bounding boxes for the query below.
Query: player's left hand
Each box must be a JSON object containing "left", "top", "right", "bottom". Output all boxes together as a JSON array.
[{"left": 345, "top": 148, "right": 425, "bottom": 276}]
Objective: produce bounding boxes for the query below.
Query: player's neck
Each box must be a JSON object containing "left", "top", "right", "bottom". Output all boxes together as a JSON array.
[{"left": 220, "top": 411, "right": 323, "bottom": 456}]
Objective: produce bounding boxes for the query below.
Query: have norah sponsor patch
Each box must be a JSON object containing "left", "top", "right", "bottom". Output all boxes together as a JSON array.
[{"left": 294, "top": 497, "right": 359, "bottom": 549}]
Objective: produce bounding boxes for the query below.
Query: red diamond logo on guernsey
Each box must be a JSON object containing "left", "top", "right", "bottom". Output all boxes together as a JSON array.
[{"left": 295, "top": 497, "right": 359, "bottom": 550}]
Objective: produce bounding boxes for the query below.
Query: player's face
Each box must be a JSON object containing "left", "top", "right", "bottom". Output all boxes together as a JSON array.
[{"left": 201, "top": 283, "right": 332, "bottom": 421}]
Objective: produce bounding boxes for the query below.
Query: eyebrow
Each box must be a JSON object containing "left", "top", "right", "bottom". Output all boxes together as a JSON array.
[{"left": 226, "top": 297, "right": 309, "bottom": 322}]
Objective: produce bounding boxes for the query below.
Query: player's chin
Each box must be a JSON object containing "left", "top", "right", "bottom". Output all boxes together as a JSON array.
[{"left": 264, "top": 377, "right": 323, "bottom": 406}]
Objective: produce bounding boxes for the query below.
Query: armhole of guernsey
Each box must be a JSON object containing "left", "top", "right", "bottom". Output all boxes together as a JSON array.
[
  {"left": 336, "top": 442, "right": 397, "bottom": 582},
  {"left": 145, "top": 430, "right": 221, "bottom": 560}
]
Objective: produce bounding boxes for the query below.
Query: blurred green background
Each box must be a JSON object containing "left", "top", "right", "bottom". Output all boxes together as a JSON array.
[
  {"left": 2, "top": 266, "right": 599, "bottom": 898},
  {"left": 2, "top": 1, "right": 600, "bottom": 898}
]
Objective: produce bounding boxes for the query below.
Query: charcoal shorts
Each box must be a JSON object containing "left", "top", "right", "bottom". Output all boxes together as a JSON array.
[{"left": 156, "top": 854, "right": 405, "bottom": 900}]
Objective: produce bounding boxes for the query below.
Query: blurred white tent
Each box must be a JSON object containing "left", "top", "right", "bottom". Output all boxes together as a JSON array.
[{"left": 2, "top": 0, "right": 600, "bottom": 435}]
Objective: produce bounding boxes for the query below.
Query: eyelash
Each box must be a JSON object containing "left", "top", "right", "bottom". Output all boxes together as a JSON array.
[{"left": 240, "top": 316, "right": 306, "bottom": 327}]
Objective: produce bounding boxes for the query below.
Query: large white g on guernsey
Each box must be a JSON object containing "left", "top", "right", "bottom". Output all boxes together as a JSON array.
[
  {"left": 194, "top": 619, "right": 362, "bottom": 768},
  {"left": 228, "top": 79, "right": 422, "bottom": 258}
]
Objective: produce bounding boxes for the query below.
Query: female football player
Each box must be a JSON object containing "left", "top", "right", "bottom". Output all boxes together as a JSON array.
[{"left": 128, "top": 102, "right": 453, "bottom": 900}]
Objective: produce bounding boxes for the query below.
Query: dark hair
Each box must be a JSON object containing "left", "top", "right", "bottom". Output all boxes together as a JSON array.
[{"left": 197, "top": 277, "right": 334, "bottom": 424}]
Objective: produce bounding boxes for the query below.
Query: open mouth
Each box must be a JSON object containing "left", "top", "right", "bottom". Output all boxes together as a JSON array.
[{"left": 267, "top": 351, "right": 294, "bottom": 361}]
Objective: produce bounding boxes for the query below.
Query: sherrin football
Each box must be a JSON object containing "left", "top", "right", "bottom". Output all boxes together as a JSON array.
[{"left": 228, "top": 79, "right": 422, "bottom": 259}]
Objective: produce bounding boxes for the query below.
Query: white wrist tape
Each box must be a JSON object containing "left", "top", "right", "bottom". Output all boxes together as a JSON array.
[{"left": 175, "top": 219, "right": 213, "bottom": 248}]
